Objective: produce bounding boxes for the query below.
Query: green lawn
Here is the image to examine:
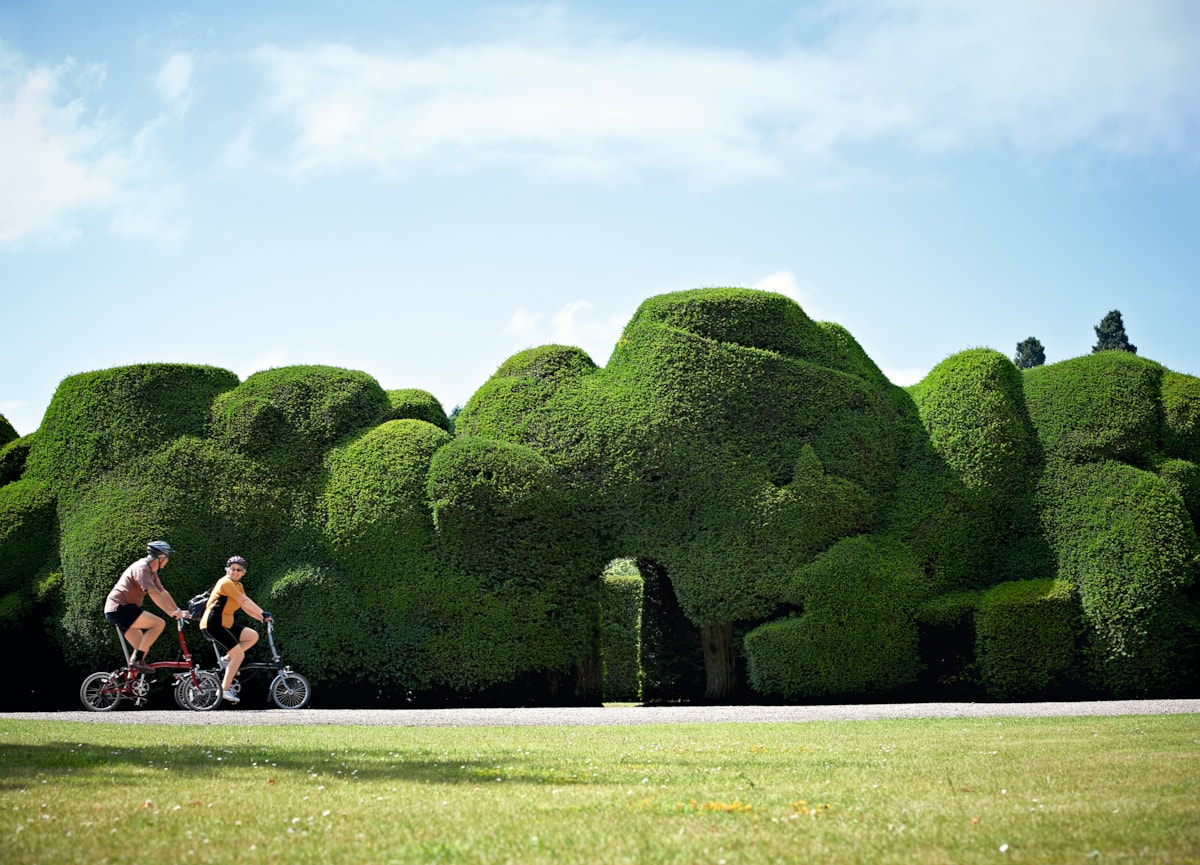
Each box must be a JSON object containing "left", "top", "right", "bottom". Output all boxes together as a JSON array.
[{"left": 2, "top": 714, "right": 1197, "bottom": 864}]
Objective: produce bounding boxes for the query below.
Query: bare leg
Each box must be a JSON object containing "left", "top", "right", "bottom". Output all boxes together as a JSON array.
[
  {"left": 124, "top": 611, "right": 165, "bottom": 659},
  {"left": 221, "top": 628, "right": 259, "bottom": 691}
]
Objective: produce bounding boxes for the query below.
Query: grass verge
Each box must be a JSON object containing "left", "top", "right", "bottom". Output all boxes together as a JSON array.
[{"left": 2, "top": 714, "right": 1198, "bottom": 864}]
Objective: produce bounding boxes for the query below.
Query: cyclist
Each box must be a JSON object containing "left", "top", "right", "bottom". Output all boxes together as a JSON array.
[
  {"left": 199, "top": 555, "right": 272, "bottom": 704},
  {"left": 103, "top": 541, "right": 186, "bottom": 672}
]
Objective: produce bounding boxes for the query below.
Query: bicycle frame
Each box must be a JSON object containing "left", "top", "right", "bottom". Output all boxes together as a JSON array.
[
  {"left": 208, "top": 618, "right": 285, "bottom": 676},
  {"left": 113, "top": 616, "right": 210, "bottom": 698}
]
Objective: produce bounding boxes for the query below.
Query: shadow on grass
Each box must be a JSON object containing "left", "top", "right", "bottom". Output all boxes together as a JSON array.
[{"left": 0, "top": 739, "right": 684, "bottom": 790}]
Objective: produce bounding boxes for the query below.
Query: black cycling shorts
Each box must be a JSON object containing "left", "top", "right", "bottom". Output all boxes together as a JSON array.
[
  {"left": 104, "top": 603, "right": 144, "bottom": 633},
  {"left": 202, "top": 622, "right": 248, "bottom": 653}
]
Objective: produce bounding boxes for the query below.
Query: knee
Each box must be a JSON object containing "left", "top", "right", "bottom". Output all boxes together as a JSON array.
[{"left": 244, "top": 630, "right": 260, "bottom": 647}]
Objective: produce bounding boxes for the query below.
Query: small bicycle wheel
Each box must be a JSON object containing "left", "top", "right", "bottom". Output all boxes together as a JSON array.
[
  {"left": 176, "top": 671, "right": 223, "bottom": 711},
  {"left": 269, "top": 670, "right": 311, "bottom": 709},
  {"left": 80, "top": 671, "right": 124, "bottom": 712}
]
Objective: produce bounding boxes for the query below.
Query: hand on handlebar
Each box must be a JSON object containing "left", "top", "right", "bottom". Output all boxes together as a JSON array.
[{"left": 262, "top": 611, "right": 274, "bottom": 622}]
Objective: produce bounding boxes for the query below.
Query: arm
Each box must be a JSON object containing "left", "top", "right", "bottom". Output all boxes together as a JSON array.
[
  {"left": 148, "top": 587, "right": 184, "bottom": 619},
  {"left": 240, "top": 595, "right": 269, "bottom": 622}
]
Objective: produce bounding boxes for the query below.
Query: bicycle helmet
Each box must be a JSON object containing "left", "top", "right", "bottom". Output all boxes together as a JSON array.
[
  {"left": 226, "top": 555, "right": 247, "bottom": 568},
  {"left": 147, "top": 540, "right": 175, "bottom": 558}
]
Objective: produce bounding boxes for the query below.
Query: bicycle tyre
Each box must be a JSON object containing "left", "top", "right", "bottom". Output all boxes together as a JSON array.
[
  {"left": 269, "top": 671, "right": 311, "bottom": 709},
  {"left": 176, "top": 670, "right": 223, "bottom": 711},
  {"left": 80, "top": 671, "right": 124, "bottom": 712}
]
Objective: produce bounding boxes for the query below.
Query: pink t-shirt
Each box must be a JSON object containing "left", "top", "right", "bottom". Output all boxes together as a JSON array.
[{"left": 104, "top": 558, "right": 166, "bottom": 613}]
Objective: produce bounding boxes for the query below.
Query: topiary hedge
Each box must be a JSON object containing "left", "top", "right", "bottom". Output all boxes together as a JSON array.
[
  {"left": 211, "top": 365, "right": 389, "bottom": 474},
  {"left": 906, "top": 348, "right": 1050, "bottom": 587},
  {"left": 422, "top": 435, "right": 601, "bottom": 695},
  {"left": 0, "top": 478, "right": 57, "bottom": 595},
  {"left": 0, "top": 433, "right": 35, "bottom": 487},
  {"left": 0, "top": 413, "right": 16, "bottom": 447},
  {"left": 56, "top": 437, "right": 293, "bottom": 669},
  {"left": 1023, "top": 352, "right": 1163, "bottom": 465},
  {"left": 1162, "top": 371, "right": 1200, "bottom": 463},
  {"left": 975, "top": 579, "right": 1082, "bottom": 700},
  {"left": 24, "top": 364, "right": 239, "bottom": 494},
  {"left": 600, "top": 560, "right": 643, "bottom": 702},
  {"left": 1037, "top": 457, "right": 1197, "bottom": 695},
  {"left": 744, "top": 535, "right": 926, "bottom": 700},
  {"left": 8, "top": 291, "right": 1200, "bottom": 707},
  {"left": 385, "top": 389, "right": 451, "bottom": 432}
]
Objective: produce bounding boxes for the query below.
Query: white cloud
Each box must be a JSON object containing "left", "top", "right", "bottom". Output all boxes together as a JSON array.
[
  {"left": 505, "top": 307, "right": 543, "bottom": 338},
  {"left": 220, "top": 123, "right": 257, "bottom": 169},
  {"left": 0, "top": 44, "right": 186, "bottom": 246},
  {"left": 251, "top": 1, "right": 1200, "bottom": 181},
  {"left": 0, "top": 58, "right": 118, "bottom": 245},
  {"left": 156, "top": 52, "right": 194, "bottom": 103},
  {"left": 504, "top": 300, "right": 629, "bottom": 365}
]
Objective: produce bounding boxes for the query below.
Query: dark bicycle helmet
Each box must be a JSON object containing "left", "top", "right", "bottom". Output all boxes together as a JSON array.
[
  {"left": 226, "top": 555, "right": 247, "bottom": 568},
  {"left": 147, "top": 540, "right": 175, "bottom": 558}
]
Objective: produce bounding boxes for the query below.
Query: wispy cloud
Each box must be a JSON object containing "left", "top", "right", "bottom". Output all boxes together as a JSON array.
[
  {"left": 156, "top": 52, "right": 193, "bottom": 103},
  {"left": 252, "top": 1, "right": 1200, "bottom": 181},
  {"left": 0, "top": 52, "right": 117, "bottom": 245},
  {"left": 0, "top": 43, "right": 186, "bottom": 247},
  {"left": 505, "top": 300, "right": 629, "bottom": 365}
]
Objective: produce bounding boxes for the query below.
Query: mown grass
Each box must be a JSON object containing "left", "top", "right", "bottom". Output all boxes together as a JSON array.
[{"left": 1, "top": 714, "right": 1198, "bottom": 864}]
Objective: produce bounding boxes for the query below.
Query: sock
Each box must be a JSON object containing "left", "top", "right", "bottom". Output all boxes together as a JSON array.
[{"left": 129, "top": 650, "right": 143, "bottom": 663}]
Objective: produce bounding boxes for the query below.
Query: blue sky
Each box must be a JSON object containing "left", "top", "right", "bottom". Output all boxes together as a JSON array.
[{"left": 2, "top": 1, "right": 1198, "bottom": 437}]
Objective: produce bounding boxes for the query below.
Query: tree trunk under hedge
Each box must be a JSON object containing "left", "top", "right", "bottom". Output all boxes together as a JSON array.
[{"left": 701, "top": 621, "right": 736, "bottom": 701}]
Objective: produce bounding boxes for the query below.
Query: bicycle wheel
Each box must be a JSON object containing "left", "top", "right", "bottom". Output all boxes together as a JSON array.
[
  {"left": 176, "top": 670, "right": 223, "bottom": 711},
  {"left": 80, "top": 671, "right": 124, "bottom": 712},
  {"left": 269, "top": 670, "right": 311, "bottom": 709}
]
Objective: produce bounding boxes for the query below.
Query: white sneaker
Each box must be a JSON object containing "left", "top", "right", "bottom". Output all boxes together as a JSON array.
[{"left": 222, "top": 689, "right": 240, "bottom": 703}]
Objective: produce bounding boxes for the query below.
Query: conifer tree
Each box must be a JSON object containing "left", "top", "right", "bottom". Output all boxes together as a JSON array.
[
  {"left": 1013, "top": 337, "right": 1046, "bottom": 369},
  {"left": 1092, "top": 310, "right": 1137, "bottom": 354}
]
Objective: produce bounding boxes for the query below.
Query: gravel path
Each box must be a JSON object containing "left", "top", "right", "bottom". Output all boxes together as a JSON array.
[{"left": 4, "top": 699, "right": 1199, "bottom": 727}]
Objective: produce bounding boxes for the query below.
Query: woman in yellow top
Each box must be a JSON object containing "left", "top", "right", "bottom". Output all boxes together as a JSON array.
[{"left": 199, "top": 555, "right": 272, "bottom": 704}]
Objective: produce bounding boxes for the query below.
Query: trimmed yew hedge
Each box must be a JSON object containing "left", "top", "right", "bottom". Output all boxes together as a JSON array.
[
  {"left": 8, "top": 294, "right": 1199, "bottom": 707},
  {"left": 600, "top": 561, "right": 643, "bottom": 702},
  {"left": 975, "top": 579, "right": 1082, "bottom": 700}
]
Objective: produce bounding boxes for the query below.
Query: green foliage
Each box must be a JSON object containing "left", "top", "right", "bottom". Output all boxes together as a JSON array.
[
  {"left": 323, "top": 419, "right": 449, "bottom": 588},
  {"left": 56, "top": 437, "right": 292, "bottom": 669},
  {"left": 211, "top": 365, "right": 389, "bottom": 473},
  {"left": 1037, "top": 458, "right": 1198, "bottom": 695},
  {"left": 744, "top": 536, "right": 926, "bottom": 700},
  {"left": 1014, "top": 336, "right": 1046, "bottom": 369},
  {"left": 915, "top": 590, "right": 981, "bottom": 629},
  {"left": 385, "top": 389, "right": 451, "bottom": 433},
  {"left": 975, "top": 579, "right": 1082, "bottom": 700},
  {"left": 0, "top": 413, "right": 15, "bottom": 446},
  {"left": 600, "top": 562, "right": 643, "bottom": 701},
  {"left": 1162, "top": 371, "right": 1200, "bottom": 462},
  {"left": 419, "top": 435, "right": 600, "bottom": 693},
  {"left": 0, "top": 433, "right": 36, "bottom": 487},
  {"left": 0, "top": 479, "right": 57, "bottom": 593},
  {"left": 9, "top": 289, "right": 1200, "bottom": 706},
  {"left": 1093, "top": 309, "right": 1136, "bottom": 354},
  {"left": 1155, "top": 457, "right": 1200, "bottom": 532},
  {"left": 906, "top": 349, "right": 1049, "bottom": 586},
  {"left": 1023, "top": 352, "right": 1163, "bottom": 464},
  {"left": 910, "top": 350, "right": 1035, "bottom": 500},
  {"left": 268, "top": 564, "right": 374, "bottom": 685},
  {"left": 24, "top": 364, "right": 239, "bottom": 493}
]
